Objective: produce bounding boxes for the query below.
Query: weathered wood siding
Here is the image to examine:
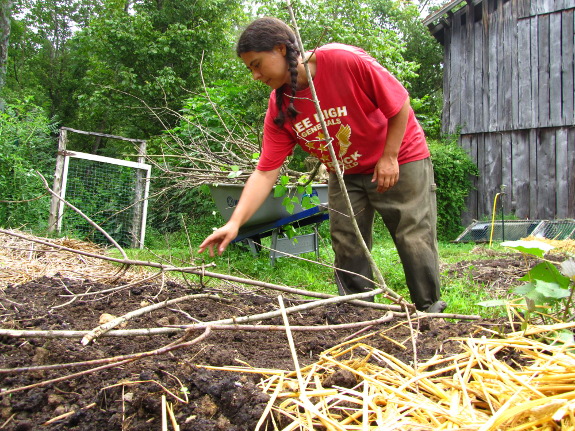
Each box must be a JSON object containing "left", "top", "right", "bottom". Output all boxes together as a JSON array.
[
  {"left": 460, "top": 127, "right": 575, "bottom": 225},
  {"left": 440, "top": 0, "right": 575, "bottom": 222}
]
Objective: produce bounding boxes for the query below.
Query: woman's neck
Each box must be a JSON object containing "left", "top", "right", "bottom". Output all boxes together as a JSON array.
[{"left": 295, "top": 53, "right": 316, "bottom": 91}]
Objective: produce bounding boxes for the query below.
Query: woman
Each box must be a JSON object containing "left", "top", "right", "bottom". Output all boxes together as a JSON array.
[{"left": 198, "top": 17, "right": 446, "bottom": 313}]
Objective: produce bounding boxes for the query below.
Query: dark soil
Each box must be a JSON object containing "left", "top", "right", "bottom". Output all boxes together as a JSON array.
[{"left": 0, "top": 259, "right": 524, "bottom": 431}]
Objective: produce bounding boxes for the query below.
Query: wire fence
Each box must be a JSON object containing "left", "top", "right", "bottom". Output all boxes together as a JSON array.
[{"left": 455, "top": 219, "right": 575, "bottom": 243}]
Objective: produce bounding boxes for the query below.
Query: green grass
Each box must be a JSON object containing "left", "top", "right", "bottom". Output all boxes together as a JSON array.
[{"left": 121, "top": 215, "right": 513, "bottom": 319}]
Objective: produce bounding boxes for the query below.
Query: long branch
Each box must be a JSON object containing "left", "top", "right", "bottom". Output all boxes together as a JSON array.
[
  {"left": 0, "top": 328, "right": 212, "bottom": 396},
  {"left": 0, "top": 308, "right": 481, "bottom": 342},
  {"left": 0, "top": 228, "right": 397, "bottom": 310},
  {"left": 0, "top": 314, "right": 395, "bottom": 374},
  {"left": 285, "top": 1, "right": 406, "bottom": 307},
  {"left": 81, "top": 293, "right": 223, "bottom": 345}
]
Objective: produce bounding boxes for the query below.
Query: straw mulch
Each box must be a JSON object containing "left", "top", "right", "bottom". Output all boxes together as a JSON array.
[
  {"left": 0, "top": 229, "right": 149, "bottom": 288},
  {"left": 522, "top": 236, "right": 575, "bottom": 255},
  {"left": 260, "top": 325, "right": 575, "bottom": 430}
]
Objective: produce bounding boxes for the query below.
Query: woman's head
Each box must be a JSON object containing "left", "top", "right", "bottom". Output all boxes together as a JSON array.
[
  {"left": 237, "top": 18, "right": 301, "bottom": 127},
  {"left": 236, "top": 17, "right": 299, "bottom": 57}
]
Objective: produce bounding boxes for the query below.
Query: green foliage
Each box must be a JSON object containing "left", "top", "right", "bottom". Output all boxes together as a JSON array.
[
  {"left": 369, "top": 0, "right": 444, "bottom": 100},
  {"left": 8, "top": 0, "right": 248, "bottom": 148},
  {"left": 257, "top": 0, "right": 418, "bottom": 84},
  {"left": 429, "top": 137, "right": 478, "bottom": 241},
  {"left": 61, "top": 159, "right": 137, "bottom": 246},
  {"left": 411, "top": 94, "right": 442, "bottom": 139},
  {"left": 479, "top": 241, "right": 575, "bottom": 342},
  {"left": 0, "top": 99, "right": 57, "bottom": 230}
]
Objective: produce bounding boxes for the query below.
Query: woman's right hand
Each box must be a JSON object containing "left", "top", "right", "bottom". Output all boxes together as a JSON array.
[
  {"left": 198, "top": 167, "right": 281, "bottom": 257},
  {"left": 198, "top": 222, "right": 240, "bottom": 257}
]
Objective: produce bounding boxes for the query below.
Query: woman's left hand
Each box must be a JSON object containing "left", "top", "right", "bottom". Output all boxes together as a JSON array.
[{"left": 372, "top": 155, "right": 399, "bottom": 193}]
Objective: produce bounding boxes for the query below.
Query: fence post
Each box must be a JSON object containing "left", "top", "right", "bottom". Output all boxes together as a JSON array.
[
  {"left": 131, "top": 140, "right": 147, "bottom": 248},
  {"left": 48, "top": 128, "right": 67, "bottom": 233}
]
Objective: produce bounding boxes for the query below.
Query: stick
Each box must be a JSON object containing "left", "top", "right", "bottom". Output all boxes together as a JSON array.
[
  {"left": 285, "top": 0, "right": 404, "bottom": 306},
  {"left": 161, "top": 395, "right": 168, "bottom": 431},
  {"left": 42, "top": 403, "right": 96, "bottom": 426},
  {"left": 3, "top": 229, "right": 481, "bottom": 319},
  {"left": 36, "top": 172, "right": 128, "bottom": 260},
  {"left": 0, "top": 228, "right": 400, "bottom": 311},
  {"left": 0, "top": 327, "right": 212, "bottom": 396},
  {"left": 81, "top": 293, "right": 220, "bottom": 345}
]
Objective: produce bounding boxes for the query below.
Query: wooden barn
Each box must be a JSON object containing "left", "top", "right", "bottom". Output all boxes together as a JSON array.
[{"left": 423, "top": 0, "right": 575, "bottom": 224}]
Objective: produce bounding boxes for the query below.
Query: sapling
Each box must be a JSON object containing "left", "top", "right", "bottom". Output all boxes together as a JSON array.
[{"left": 479, "top": 240, "right": 575, "bottom": 344}]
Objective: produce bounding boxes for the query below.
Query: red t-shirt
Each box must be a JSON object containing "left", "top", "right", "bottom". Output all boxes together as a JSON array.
[{"left": 257, "top": 43, "right": 429, "bottom": 174}]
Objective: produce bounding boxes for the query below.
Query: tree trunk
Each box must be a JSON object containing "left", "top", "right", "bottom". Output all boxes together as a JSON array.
[{"left": 0, "top": 0, "right": 12, "bottom": 109}]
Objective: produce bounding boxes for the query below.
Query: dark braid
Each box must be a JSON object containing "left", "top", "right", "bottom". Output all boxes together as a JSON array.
[{"left": 236, "top": 18, "right": 301, "bottom": 127}]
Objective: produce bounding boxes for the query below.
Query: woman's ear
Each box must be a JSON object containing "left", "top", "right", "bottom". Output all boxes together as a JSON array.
[{"left": 276, "top": 43, "right": 287, "bottom": 56}]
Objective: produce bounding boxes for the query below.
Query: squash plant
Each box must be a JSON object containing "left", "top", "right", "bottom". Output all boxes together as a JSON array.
[{"left": 480, "top": 240, "right": 575, "bottom": 344}]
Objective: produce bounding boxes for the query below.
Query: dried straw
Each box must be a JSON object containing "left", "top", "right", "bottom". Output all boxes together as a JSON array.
[
  {"left": 258, "top": 323, "right": 575, "bottom": 430},
  {"left": 0, "top": 229, "right": 152, "bottom": 288}
]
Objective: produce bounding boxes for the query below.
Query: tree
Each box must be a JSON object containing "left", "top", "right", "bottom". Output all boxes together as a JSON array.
[
  {"left": 256, "top": 0, "right": 419, "bottom": 84},
  {"left": 0, "top": 0, "right": 12, "bottom": 106},
  {"left": 67, "top": 0, "right": 246, "bottom": 147}
]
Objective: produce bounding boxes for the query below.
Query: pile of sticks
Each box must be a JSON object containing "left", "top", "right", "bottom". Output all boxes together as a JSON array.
[{"left": 258, "top": 323, "right": 575, "bottom": 430}]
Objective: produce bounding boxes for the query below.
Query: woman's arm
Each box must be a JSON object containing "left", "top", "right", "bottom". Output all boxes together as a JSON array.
[{"left": 198, "top": 167, "right": 281, "bottom": 256}]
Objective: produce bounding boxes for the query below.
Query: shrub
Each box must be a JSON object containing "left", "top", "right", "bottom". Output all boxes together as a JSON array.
[
  {"left": 429, "top": 137, "right": 478, "bottom": 241},
  {"left": 0, "top": 99, "right": 57, "bottom": 230}
]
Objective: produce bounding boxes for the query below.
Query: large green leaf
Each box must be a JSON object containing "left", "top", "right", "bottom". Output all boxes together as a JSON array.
[
  {"left": 501, "top": 240, "right": 555, "bottom": 258},
  {"left": 520, "top": 261, "right": 571, "bottom": 289}
]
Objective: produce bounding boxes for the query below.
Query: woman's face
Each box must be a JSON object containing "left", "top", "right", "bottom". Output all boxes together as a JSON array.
[{"left": 240, "top": 45, "right": 290, "bottom": 90}]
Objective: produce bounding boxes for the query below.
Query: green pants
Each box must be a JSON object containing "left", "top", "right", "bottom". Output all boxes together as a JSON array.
[{"left": 328, "top": 158, "right": 441, "bottom": 311}]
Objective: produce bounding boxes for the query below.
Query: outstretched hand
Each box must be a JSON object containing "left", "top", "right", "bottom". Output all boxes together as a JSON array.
[{"left": 198, "top": 223, "right": 239, "bottom": 257}]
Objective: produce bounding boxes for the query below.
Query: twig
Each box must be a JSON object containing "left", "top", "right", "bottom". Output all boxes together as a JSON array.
[
  {"left": 0, "top": 413, "right": 16, "bottom": 429},
  {"left": 0, "top": 327, "right": 212, "bottom": 396},
  {"left": 167, "top": 400, "right": 180, "bottom": 431},
  {"left": 404, "top": 303, "right": 419, "bottom": 383},
  {"left": 81, "top": 293, "right": 221, "bottom": 345},
  {"left": 0, "top": 313, "right": 394, "bottom": 351},
  {"left": 42, "top": 402, "right": 97, "bottom": 426},
  {"left": 35, "top": 172, "right": 128, "bottom": 260},
  {"left": 59, "top": 271, "right": 165, "bottom": 298},
  {"left": 161, "top": 395, "right": 168, "bottom": 431},
  {"left": 0, "top": 229, "right": 480, "bottom": 321}
]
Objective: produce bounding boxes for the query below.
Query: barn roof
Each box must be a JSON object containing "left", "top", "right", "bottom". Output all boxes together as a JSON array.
[
  {"left": 422, "top": 0, "right": 482, "bottom": 44},
  {"left": 422, "top": 0, "right": 468, "bottom": 27}
]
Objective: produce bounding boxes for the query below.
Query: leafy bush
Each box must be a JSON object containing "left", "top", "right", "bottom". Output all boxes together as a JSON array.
[
  {"left": 429, "top": 137, "right": 478, "bottom": 241},
  {"left": 0, "top": 99, "right": 57, "bottom": 230}
]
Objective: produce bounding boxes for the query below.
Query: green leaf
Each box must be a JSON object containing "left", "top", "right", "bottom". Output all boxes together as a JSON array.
[
  {"left": 274, "top": 185, "right": 288, "bottom": 198},
  {"left": 279, "top": 175, "right": 290, "bottom": 186},
  {"left": 520, "top": 262, "right": 571, "bottom": 289},
  {"left": 533, "top": 280, "right": 571, "bottom": 300},
  {"left": 477, "top": 299, "right": 508, "bottom": 307},
  {"left": 284, "top": 225, "right": 297, "bottom": 240},
  {"left": 501, "top": 240, "right": 555, "bottom": 258},
  {"left": 550, "top": 329, "right": 575, "bottom": 346},
  {"left": 282, "top": 196, "right": 294, "bottom": 214},
  {"left": 514, "top": 282, "right": 536, "bottom": 296}
]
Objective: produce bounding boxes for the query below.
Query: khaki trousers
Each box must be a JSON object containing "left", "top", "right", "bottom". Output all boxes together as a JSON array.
[{"left": 328, "top": 158, "right": 441, "bottom": 311}]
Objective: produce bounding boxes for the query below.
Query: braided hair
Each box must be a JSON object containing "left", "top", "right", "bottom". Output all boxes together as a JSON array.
[{"left": 236, "top": 17, "right": 301, "bottom": 127}]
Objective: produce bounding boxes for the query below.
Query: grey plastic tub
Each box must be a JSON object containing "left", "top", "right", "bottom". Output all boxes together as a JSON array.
[{"left": 208, "top": 183, "right": 328, "bottom": 227}]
